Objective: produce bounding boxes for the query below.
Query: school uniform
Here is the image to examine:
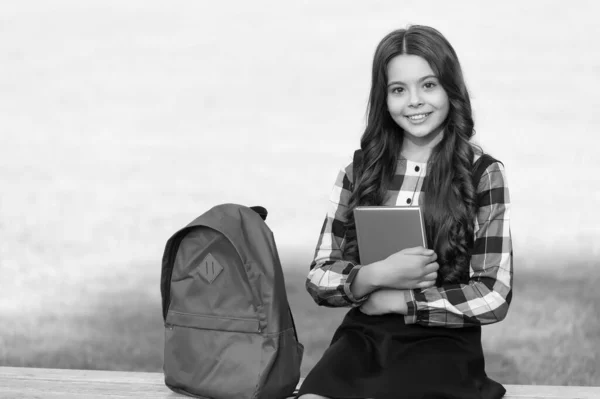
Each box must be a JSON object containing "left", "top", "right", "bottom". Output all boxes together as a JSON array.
[{"left": 298, "top": 155, "right": 513, "bottom": 399}]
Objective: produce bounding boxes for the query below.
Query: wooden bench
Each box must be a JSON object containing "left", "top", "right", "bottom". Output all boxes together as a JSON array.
[{"left": 1, "top": 367, "right": 599, "bottom": 398}]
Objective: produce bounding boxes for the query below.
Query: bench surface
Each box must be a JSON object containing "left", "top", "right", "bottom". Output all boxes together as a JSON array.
[{"left": 0, "top": 367, "right": 599, "bottom": 398}]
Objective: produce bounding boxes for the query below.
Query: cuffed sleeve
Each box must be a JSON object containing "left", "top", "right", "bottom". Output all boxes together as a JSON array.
[{"left": 403, "top": 288, "right": 418, "bottom": 324}]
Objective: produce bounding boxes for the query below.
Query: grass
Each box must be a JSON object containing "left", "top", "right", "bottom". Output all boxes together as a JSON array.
[{"left": 1, "top": 259, "right": 598, "bottom": 386}]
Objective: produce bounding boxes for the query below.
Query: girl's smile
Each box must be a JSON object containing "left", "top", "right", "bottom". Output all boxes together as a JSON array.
[{"left": 405, "top": 112, "right": 433, "bottom": 123}]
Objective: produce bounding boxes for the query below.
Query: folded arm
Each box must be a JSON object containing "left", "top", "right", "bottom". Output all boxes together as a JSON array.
[{"left": 402, "top": 162, "right": 513, "bottom": 327}]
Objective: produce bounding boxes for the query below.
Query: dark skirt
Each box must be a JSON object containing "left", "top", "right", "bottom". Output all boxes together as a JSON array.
[{"left": 297, "top": 308, "right": 505, "bottom": 399}]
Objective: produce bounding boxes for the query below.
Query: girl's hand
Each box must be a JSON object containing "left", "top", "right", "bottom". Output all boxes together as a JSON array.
[
  {"left": 373, "top": 246, "right": 439, "bottom": 290},
  {"left": 359, "top": 289, "right": 409, "bottom": 315}
]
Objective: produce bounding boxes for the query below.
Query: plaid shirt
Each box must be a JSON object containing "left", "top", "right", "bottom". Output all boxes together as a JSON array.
[{"left": 305, "top": 155, "right": 513, "bottom": 328}]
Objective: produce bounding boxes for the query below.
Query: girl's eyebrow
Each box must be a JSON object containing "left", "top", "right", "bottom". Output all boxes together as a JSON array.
[{"left": 387, "top": 74, "right": 438, "bottom": 87}]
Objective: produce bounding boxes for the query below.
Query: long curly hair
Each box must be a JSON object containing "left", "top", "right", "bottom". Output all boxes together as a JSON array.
[{"left": 343, "top": 25, "right": 481, "bottom": 285}]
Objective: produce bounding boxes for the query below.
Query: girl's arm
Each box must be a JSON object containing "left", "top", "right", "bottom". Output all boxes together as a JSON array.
[
  {"left": 401, "top": 161, "right": 513, "bottom": 327},
  {"left": 305, "top": 162, "right": 378, "bottom": 307}
]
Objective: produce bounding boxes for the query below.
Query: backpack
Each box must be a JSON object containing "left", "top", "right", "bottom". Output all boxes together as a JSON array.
[{"left": 160, "top": 204, "right": 304, "bottom": 399}]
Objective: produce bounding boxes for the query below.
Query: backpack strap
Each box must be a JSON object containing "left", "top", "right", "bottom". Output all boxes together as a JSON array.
[
  {"left": 472, "top": 153, "right": 502, "bottom": 189},
  {"left": 352, "top": 149, "right": 363, "bottom": 189}
]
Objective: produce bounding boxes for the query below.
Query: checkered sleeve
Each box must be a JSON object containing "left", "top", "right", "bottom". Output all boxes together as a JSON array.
[
  {"left": 403, "top": 161, "right": 513, "bottom": 327},
  {"left": 305, "top": 162, "right": 370, "bottom": 308}
]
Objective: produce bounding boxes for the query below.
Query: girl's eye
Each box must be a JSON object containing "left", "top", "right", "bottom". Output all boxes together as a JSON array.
[
  {"left": 423, "top": 81, "right": 437, "bottom": 89},
  {"left": 391, "top": 87, "right": 404, "bottom": 94}
]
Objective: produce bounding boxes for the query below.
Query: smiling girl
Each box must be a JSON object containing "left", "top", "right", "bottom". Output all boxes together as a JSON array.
[{"left": 297, "top": 26, "right": 513, "bottom": 399}]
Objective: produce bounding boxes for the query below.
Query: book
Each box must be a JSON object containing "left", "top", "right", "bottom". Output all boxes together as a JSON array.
[{"left": 353, "top": 206, "right": 427, "bottom": 265}]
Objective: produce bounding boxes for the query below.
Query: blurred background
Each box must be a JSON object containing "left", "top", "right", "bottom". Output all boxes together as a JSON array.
[{"left": 1, "top": 0, "right": 599, "bottom": 386}]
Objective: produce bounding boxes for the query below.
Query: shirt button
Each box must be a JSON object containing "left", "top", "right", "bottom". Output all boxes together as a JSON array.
[
  {"left": 415, "top": 166, "right": 420, "bottom": 172},
  {"left": 406, "top": 198, "right": 412, "bottom": 204}
]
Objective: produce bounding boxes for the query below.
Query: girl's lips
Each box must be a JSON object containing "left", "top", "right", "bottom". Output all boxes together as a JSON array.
[{"left": 405, "top": 112, "right": 432, "bottom": 123}]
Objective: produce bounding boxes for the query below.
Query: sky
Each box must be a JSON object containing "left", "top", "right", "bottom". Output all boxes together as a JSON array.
[{"left": 1, "top": 1, "right": 599, "bottom": 280}]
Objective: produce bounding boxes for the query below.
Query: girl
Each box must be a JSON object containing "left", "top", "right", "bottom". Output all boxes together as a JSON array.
[{"left": 298, "top": 25, "right": 513, "bottom": 399}]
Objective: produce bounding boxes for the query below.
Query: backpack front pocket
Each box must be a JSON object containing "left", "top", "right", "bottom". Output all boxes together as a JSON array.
[{"left": 164, "top": 311, "right": 262, "bottom": 399}]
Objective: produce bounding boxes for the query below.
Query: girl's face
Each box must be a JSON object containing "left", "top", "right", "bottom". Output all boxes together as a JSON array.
[{"left": 386, "top": 54, "right": 449, "bottom": 144}]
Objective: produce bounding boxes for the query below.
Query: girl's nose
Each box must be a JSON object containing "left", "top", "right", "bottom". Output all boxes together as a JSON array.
[{"left": 408, "top": 90, "right": 424, "bottom": 108}]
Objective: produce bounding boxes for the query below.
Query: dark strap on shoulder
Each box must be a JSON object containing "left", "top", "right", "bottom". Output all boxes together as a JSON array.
[
  {"left": 472, "top": 153, "right": 501, "bottom": 188},
  {"left": 352, "top": 149, "right": 363, "bottom": 188}
]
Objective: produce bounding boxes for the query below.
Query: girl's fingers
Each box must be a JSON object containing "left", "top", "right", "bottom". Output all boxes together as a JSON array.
[
  {"left": 418, "top": 280, "right": 436, "bottom": 289},
  {"left": 424, "top": 262, "right": 439, "bottom": 274},
  {"left": 422, "top": 271, "right": 438, "bottom": 281},
  {"left": 402, "top": 246, "right": 432, "bottom": 255}
]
